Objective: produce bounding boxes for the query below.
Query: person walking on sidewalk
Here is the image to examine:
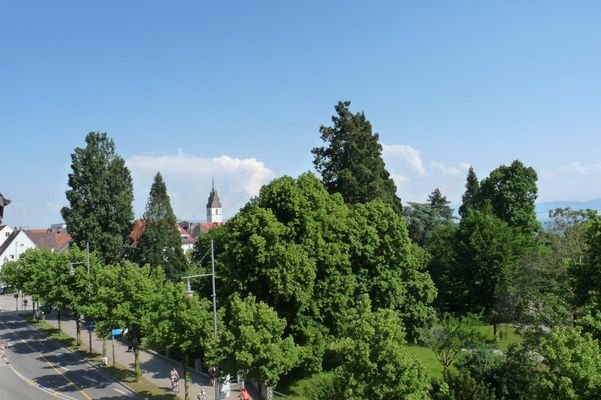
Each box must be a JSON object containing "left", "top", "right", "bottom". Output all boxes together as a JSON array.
[
  {"left": 240, "top": 387, "right": 251, "bottom": 400},
  {"left": 197, "top": 388, "right": 208, "bottom": 400},
  {"left": 170, "top": 367, "right": 180, "bottom": 393}
]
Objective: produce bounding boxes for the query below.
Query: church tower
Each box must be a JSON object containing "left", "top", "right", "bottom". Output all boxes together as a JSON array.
[{"left": 206, "top": 179, "right": 223, "bottom": 224}]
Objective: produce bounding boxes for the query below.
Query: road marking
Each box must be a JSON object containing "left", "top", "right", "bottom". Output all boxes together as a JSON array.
[
  {"left": 60, "top": 366, "right": 70, "bottom": 371},
  {"left": 0, "top": 319, "right": 94, "bottom": 400},
  {"left": 45, "top": 359, "right": 93, "bottom": 400},
  {"left": 10, "top": 361, "right": 80, "bottom": 400},
  {"left": 81, "top": 375, "right": 98, "bottom": 384},
  {"left": 114, "top": 388, "right": 127, "bottom": 395}
]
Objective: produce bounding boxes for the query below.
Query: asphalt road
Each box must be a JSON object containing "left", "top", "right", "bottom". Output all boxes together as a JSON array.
[{"left": 0, "top": 311, "right": 139, "bottom": 400}]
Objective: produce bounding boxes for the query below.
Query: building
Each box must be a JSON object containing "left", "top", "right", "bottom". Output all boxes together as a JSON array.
[
  {"left": 206, "top": 179, "right": 223, "bottom": 224},
  {"left": 0, "top": 227, "right": 37, "bottom": 266},
  {"left": 180, "top": 182, "right": 224, "bottom": 240},
  {"left": 25, "top": 228, "right": 72, "bottom": 253}
]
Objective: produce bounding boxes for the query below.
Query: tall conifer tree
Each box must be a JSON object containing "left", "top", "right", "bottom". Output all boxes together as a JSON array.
[
  {"left": 62, "top": 132, "right": 134, "bottom": 264},
  {"left": 133, "top": 172, "right": 188, "bottom": 280},
  {"left": 428, "top": 188, "right": 453, "bottom": 223},
  {"left": 312, "top": 101, "right": 402, "bottom": 213},
  {"left": 459, "top": 166, "right": 479, "bottom": 218}
]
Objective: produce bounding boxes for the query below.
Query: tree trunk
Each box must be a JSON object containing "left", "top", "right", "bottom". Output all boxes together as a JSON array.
[
  {"left": 57, "top": 309, "right": 61, "bottom": 332},
  {"left": 75, "top": 316, "right": 81, "bottom": 346},
  {"left": 184, "top": 354, "right": 190, "bottom": 400},
  {"left": 102, "top": 337, "right": 107, "bottom": 356},
  {"left": 134, "top": 347, "right": 141, "bottom": 381}
]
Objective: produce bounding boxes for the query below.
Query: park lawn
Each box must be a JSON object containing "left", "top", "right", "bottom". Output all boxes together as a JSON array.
[
  {"left": 278, "top": 323, "right": 523, "bottom": 397},
  {"left": 475, "top": 323, "right": 523, "bottom": 350},
  {"left": 405, "top": 344, "right": 444, "bottom": 379}
]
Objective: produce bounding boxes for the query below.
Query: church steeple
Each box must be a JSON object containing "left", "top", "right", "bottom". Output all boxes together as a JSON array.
[{"left": 206, "top": 179, "right": 223, "bottom": 224}]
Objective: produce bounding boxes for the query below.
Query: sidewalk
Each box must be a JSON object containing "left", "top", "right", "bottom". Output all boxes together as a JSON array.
[{"left": 0, "top": 294, "right": 241, "bottom": 400}]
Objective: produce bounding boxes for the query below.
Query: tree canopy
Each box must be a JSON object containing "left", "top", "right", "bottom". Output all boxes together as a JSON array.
[
  {"left": 61, "top": 132, "right": 134, "bottom": 264},
  {"left": 312, "top": 101, "right": 402, "bottom": 213},
  {"left": 477, "top": 160, "right": 539, "bottom": 234},
  {"left": 132, "top": 172, "right": 188, "bottom": 280}
]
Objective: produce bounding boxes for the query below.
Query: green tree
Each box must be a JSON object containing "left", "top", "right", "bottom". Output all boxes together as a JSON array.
[
  {"left": 427, "top": 223, "right": 459, "bottom": 310},
  {"left": 330, "top": 298, "right": 431, "bottom": 400},
  {"left": 214, "top": 173, "right": 355, "bottom": 370},
  {"left": 206, "top": 294, "right": 299, "bottom": 390},
  {"left": 477, "top": 160, "right": 539, "bottom": 234},
  {"left": 405, "top": 188, "right": 454, "bottom": 248},
  {"left": 62, "top": 132, "right": 134, "bottom": 264},
  {"left": 132, "top": 172, "right": 188, "bottom": 280},
  {"left": 429, "top": 188, "right": 453, "bottom": 223},
  {"left": 312, "top": 101, "right": 402, "bottom": 213},
  {"left": 534, "top": 327, "right": 601, "bottom": 399},
  {"left": 350, "top": 200, "right": 436, "bottom": 339},
  {"left": 573, "top": 212, "right": 601, "bottom": 310},
  {"left": 419, "top": 313, "right": 491, "bottom": 380},
  {"left": 404, "top": 202, "right": 439, "bottom": 247},
  {"left": 85, "top": 262, "right": 165, "bottom": 380},
  {"left": 455, "top": 206, "right": 518, "bottom": 315},
  {"left": 458, "top": 166, "right": 479, "bottom": 218},
  {"left": 143, "top": 281, "right": 214, "bottom": 400}
]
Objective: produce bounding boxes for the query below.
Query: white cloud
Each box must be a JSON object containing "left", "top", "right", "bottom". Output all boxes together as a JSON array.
[
  {"left": 564, "top": 161, "right": 601, "bottom": 176},
  {"left": 538, "top": 162, "right": 601, "bottom": 202},
  {"left": 127, "top": 151, "right": 275, "bottom": 221},
  {"left": 430, "top": 161, "right": 463, "bottom": 176},
  {"left": 382, "top": 144, "right": 426, "bottom": 175}
]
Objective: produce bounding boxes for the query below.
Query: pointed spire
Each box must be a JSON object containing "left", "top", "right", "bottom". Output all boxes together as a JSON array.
[{"left": 212, "top": 177, "right": 215, "bottom": 192}]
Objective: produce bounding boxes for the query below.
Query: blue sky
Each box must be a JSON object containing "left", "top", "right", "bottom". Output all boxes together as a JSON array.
[{"left": 2, "top": 1, "right": 601, "bottom": 228}]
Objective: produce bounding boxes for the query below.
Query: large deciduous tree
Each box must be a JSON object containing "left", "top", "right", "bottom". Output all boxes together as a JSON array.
[
  {"left": 349, "top": 200, "right": 437, "bottom": 339},
  {"left": 132, "top": 172, "right": 188, "bottom": 280},
  {"left": 85, "top": 262, "right": 165, "bottom": 380},
  {"left": 329, "top": 298, "right": 431, "bottom": 400},
  {"left": 62, "top": 132, "right": 134, "bottom": 264},
  {"left": 206, "top": 294, "right": 299, "bottom": 390},
  {"left": 477, "top": 160, "right": 539, "bottom": 234},
  {"left": 534, "top": 327, "right": 601, "bottom": 399},
  {"left": 144, "top": 281, "right": 214, "bottom": 400},
  {"left": 312, "top": 101, "right": 402, "bottom": 213},
  {"left": 454, "top": 206, "right": 518, "bottom": 315}
]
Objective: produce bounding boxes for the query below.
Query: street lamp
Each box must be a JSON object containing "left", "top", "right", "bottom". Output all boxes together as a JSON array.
[{"left": 181, "top": 239, "right": 218, "bottom": 400}]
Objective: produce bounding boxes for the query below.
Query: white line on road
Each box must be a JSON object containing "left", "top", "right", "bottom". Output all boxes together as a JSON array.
[
  {"left": 60, "top": 366, "right": 69, "bottom": 371},
  {"left": 114, "top": 388, "right": 127, "bottom": 395},
  {"left": 81, "top": 375, "right": 98, "bottom": 384}
]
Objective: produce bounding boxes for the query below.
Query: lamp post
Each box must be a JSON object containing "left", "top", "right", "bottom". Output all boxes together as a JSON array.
[
  {"left": 181, "top": 239, "right": 218, "bottom": 400},
  {"left": 69, "top": 242, "right": 91, "bottom": 352}
]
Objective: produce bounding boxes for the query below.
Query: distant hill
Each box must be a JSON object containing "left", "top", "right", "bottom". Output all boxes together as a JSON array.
[{"left": 536, "top": 199, "right": 601, "bottom": 220}]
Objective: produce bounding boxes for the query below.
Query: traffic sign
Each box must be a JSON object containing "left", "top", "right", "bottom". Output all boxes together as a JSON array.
[
  {"left": 111, "top": 328, "right": 123, "bottom": 336},
  {"left": 86, "top": 321, "right": 95, "bottom": 332}
]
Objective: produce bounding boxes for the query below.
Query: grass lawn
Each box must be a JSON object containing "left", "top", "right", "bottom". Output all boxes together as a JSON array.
[
  {"left": 22, "top": 315, "right": 177, "bottom": 400},
  {"left": 278, "top": 323, "right": 523, "bottom": 397},
  {"left": 405, "top": 344, "right": 444, "bottom": 379}
]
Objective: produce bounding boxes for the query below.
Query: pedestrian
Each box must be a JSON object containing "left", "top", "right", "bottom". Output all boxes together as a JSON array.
[
  {"left": 209, "top": 366, "right": 217, "bottom": 385},
  {"left": 197, "top": 388, "right": 208, "bottom": 400},
  {"left": 170, "top": 367, "right": 180, "bottom": 393},
  {"left": 240, "top": 387, "right": 251, "bottom": 400}
]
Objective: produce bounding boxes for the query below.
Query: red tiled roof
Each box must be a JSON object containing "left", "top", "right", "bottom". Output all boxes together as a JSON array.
[
  {"left": 24, "top": 228, "right": 71, "bottom": 252},
  {"left": 130, "top": 219, "right": 197, "bottom": 245}
]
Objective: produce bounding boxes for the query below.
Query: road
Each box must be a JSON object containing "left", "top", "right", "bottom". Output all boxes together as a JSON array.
[{"left": 0, "top": 311, "right": 139, "bottom": 400}]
